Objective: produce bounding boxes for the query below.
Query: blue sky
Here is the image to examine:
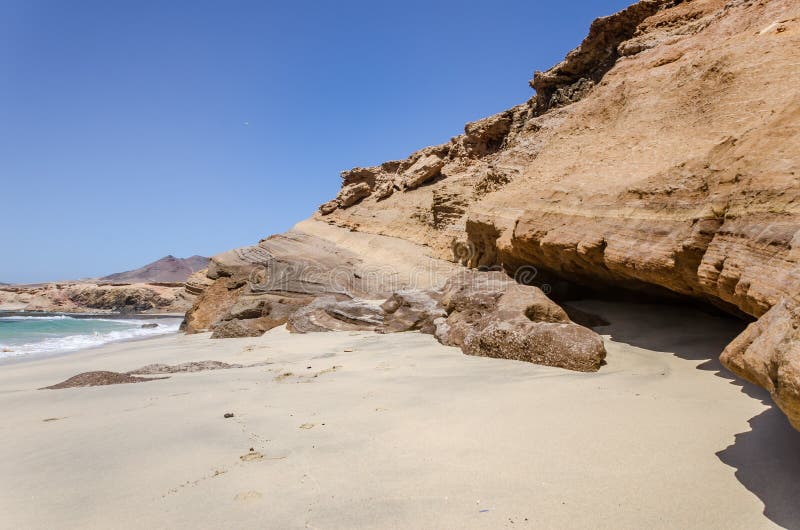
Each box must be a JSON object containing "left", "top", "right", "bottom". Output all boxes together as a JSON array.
[{"left": 0, "top": 0, "right": 632, "bottom": 283}]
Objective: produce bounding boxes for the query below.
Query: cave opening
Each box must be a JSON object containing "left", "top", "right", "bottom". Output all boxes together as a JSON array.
[{"left": 479, "top": 261, "right": 755, "bottom": 362}]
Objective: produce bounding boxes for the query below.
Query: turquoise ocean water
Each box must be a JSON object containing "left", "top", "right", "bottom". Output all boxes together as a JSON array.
[{"left": 0, "top": 313, "right": 182, "bottom": 360}]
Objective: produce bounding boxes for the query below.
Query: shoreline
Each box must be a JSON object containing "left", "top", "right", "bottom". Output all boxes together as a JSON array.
[
  {"left": 0, "top": 313, "right": 184, "bottom": 367},
  {"left": 0, "top": 309, "right": 187, "bottom": 319},
  {"left": 0, "top": 329, "right": 182, "bottom": 367},
  {"left": 2, "top": 299, "right": 799, "bottom": 528}
]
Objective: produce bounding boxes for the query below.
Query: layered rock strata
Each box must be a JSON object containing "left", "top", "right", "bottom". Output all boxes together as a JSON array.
[{"left": 184, "top": 0, "right": 800, "bottom": 425}]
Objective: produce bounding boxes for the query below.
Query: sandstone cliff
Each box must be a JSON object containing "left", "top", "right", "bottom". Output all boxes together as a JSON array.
[{"left": 185, "top": 0, "right": 800, "bottom": 426}]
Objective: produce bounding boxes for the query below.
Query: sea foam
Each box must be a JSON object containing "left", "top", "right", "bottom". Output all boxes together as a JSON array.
[{"left": 0, "top": 315, "right": 181, "bottom": 359}]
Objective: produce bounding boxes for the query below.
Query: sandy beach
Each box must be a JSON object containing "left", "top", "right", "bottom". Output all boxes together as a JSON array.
[{"left": 1, "top": 300, "right": 799, "bottom": 529}]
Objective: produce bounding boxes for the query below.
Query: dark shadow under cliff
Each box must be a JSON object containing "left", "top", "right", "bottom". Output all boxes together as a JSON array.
[
  {"left": 570, "top": 298, "right": 800, "bottom": 529},
  {"left": 717, "top": 406, "right": 800, "bottom": 529}
]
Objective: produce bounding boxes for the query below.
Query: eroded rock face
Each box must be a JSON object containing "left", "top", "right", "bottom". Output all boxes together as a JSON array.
[
  {"left": 308, "top": 0, "right": 800, "bottom": 426},
  {"left": 188, "top": 247, "right": 606, "bottom": 370},
  {"left": 182, "top": 222, "right": 460, "bottom": 336},
  {"left": 284, "top": 270, "right": 605, "bottom": 372},
  {"left": 434, "top": 271, "right": 606, "bottom": 372},
  {"left": 381, "top": 290, "right": 445, "bottom": 334},
  {"left": 210, "top": 294, "right": 313, "bottom": 338},
  {"left": 186, "top": 0, "right": 800, "bottom": 425},
  {"left": 287, "top": 296, "right": 384, "bottom": 333},
  {"left": 530, "top": 0, "right": 666, "bottom": 113},
  {"left": 721, "top": 299, "right": 800, "bottom": 430},
  {"left": 401, "top": 154, "right": 445, "bottom": 190}
]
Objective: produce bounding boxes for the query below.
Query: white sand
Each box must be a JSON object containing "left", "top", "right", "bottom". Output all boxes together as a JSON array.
[{"left": 1, "top": 301, "right": 799, "bottom": 529}]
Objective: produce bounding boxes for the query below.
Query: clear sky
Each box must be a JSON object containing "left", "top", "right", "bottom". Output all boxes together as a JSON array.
[{"left": 0, "top": 0, "right": 633, "bottom": 283}]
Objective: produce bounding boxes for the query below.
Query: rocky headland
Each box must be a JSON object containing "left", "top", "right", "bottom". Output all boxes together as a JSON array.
[{"left": 0, "top": 255, "right": 209, "bottom": 314}]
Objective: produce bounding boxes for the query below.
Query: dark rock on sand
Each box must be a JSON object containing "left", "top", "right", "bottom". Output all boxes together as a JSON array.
[
  {"left": 128, "top": 360, "right": 245, "bottom": 375},
  {"left": 380, "top": 290, "right": 445, "bottom": 334},
  {"left": 434, "top": 271, "right": 606, "bottom": 372},
  {"left": 42, "top": 371, "right": 167, "bottom": 390}
]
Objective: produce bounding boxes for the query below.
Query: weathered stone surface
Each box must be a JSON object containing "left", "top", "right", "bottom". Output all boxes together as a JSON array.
[
  {"left": 459, "top": 319, "right": 607, "bottom": 371},
  {"left": 434, "top": 271, "right": 606, "bottom": 372},
  {"left": 530, "top": 0, "right": 666, "bottom": 112},
  {"left": 319, "top": 183, "right": 373, "bottom": 214},
  {"left": 380, "top": 290, "right": 445, "bottom": 334},
  {"left": 337, "top": 183, "right": 372, "bottom": 208},
  {"left": 184, "top": 269, "right": 214, "bottom": 296},
  {"left": 181, "top": 278, "right": 244, "bottom": 333},
  {"left": 318, "top": 162, "right": 402, "bottom": 215},
  {"left": 462, "top": 112, "right": 514, "bottom": 157},
  {"left": 401, "top": 154, "right": 445, "bottom": 189},
  {"left": 182, "top": 221, "right": 459, "bottom": 334},
  {"left": 287, "top": 295, "right": 383, "bottom": 333},
  {"left": 319, "top": 199, "right": 339, "bottom": 215},
  {"left": 187, "top": 0, "right": 800, "bottom": 424},
  {"left": 210, "top": 293, "right": 312, "bottom": 338},
  {"left": 279, "top": 269, "right": 606, "bottom": 371},
  {"left": 209, "top": 319, "right": 268, "bottom": 339},
  {"left": 226, "top": 298, "right": 269, "bottom": 320},
  {"left": 310, "top": 0, "right": 800, "bottom": 426},
  {"left": 721, "top": 299, "right": 800, "bottom": 430}
]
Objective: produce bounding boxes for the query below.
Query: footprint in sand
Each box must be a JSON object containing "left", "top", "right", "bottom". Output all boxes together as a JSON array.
[
  {"left": 240, "top": 449, "right": 264, "bottom": 462},
  {"left": 234, "top": 491, "right": 263, "bottom": 502}
]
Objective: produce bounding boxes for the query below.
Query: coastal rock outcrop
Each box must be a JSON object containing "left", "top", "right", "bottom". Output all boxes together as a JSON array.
[
  {"left": 380, "top": 290, "right": 445, "bottom": 334},
  {"left": 0, "top": 256, "right": 208, "bottom": 314},
  {"left": 721, "top": 299, "right": 800, "bottom": 430},
  {"left": 287, "top": 296, "right": 384, "bottom": 333},
  {"left": 184, "top": 0, "right": 800, "bottom": 426},
  {"left": 282, "top": 270, "right": 606, "bottom": 371},
  {"left": 0, "top": 282, "right": 195, "bottom": 314},
  {"left": 181, "top": 220, "right": 460, "bottom": 334},
  {"left": 433, "top": 271, "right": 605, "bottom": 371}
]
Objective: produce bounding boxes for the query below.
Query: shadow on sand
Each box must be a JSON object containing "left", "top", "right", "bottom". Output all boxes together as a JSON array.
[{"left": 573, "top": 299, "right": 800, "bottom": 529}]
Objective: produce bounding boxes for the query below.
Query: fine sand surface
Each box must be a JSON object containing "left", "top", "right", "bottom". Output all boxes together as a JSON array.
[{"left": 1, "top": 301, "right": 799, "bottom": 529}]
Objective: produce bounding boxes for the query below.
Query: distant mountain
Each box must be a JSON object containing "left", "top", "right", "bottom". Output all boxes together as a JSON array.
[{"left": 100, "top": 255, "right": 209, "bottom": 284}]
